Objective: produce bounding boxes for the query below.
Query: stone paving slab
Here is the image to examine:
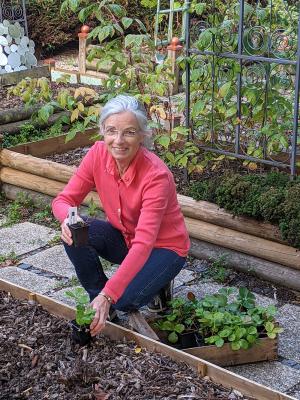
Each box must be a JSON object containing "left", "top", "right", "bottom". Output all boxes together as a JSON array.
[
  {"left": 49, "top": 286, "right": 81, "bottom": 306},
  {"left": 227, "top": 361, "right": 300, "bottom": 393},
  {"left": 290, "top": 390, "right": 300, "bottom": 400},
  {"left": 22, "top": 245, "right": 76, "bottom": 278},
  {"left": 277, "top": 304, "right": 300, "bottom": 363},
  {"left": 175, "top": 282, "right": 224, "bottom": 299},
  {"left": 0, "top": 267, "right": 58, "bottom": 293},
  {"left": 174, "top": 268, "right": 196, "bottom": 288},
  {"left": 0, "top": 222, "right": 58, "bottom": 256}
]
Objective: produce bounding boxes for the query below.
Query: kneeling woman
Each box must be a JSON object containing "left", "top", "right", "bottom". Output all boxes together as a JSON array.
[{"left": 52, "top": 95, "right": 190, "bottom": 337}]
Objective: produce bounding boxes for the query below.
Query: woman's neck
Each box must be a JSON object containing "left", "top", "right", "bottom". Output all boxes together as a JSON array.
[{"left": 116, "top": 161, "right": 129, "bottom": 177}]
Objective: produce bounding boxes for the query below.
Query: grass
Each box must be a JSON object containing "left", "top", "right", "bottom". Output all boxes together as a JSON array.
[{"left": 0, "top": 251, "right": 19, "bottom": 266}]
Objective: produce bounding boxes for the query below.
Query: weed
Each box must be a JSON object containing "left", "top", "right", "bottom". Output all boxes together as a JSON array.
[
  {"left": 202, "top": 255, "right": 232, "bottom": 284},
  {"left": 55, "top": 275, "right": 79, "bottom": 289},
  {"left": 47, "top": 234, "right": 61, "bottom": 246},
  {"left": 0, "top": 251, "right": 19, "bottom": 266}
]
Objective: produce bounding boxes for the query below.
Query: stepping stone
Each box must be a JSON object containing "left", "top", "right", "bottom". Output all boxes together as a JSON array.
[
  {"left": 50, "top": 286, "right": 83, "bottom": 307},
  {"left": 22, "top": 245, "right": 75, "bottom": 278},
  {"left": 228, "top": 361, "right": 300, "bottom": 393},
  {"left": 277, "top": 304, "right": 300, "bottom": 363},
  {"left": 174, "top": 269, "right": 196, "bottom": 288},
  {"left": 175, "top": 282, "right": 225, "bottom": 299},
  {"left": 0, "top": 222, "right": 58, "bottom": 256},
  {"left": 0, "top": 267, "right": 57, "bottom": 293}
]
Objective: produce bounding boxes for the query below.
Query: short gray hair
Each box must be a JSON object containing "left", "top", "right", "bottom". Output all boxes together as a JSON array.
[{"left": 99, "top": 95, "right": 153, "bottom": 148}]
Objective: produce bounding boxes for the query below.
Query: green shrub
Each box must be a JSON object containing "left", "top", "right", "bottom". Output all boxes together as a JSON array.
[{"left": 188, "top": 171, "right": 300, "bottom": 249}]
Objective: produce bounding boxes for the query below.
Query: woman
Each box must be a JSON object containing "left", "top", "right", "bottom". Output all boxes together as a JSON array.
[{"left": 52, "top": 95, "right": 190, "bottom": 337}]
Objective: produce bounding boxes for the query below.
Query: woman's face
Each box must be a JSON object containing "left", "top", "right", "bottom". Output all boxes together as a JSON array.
[{"left": 103, "top": 111, "right": 144, "bottom": 166}]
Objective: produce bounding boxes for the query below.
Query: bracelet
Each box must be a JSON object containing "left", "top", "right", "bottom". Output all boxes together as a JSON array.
[{"left": 99, "top": 292, "right": 113, "bottom": 304}]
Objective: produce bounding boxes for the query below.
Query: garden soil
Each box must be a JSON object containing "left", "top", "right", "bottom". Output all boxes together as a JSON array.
[{"left": 0, "top": 291, "right": 253, "bottom": 400}]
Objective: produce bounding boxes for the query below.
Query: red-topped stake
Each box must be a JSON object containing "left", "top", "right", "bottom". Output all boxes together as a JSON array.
[
  {"left": 167, "top": 37, "right": 183, "bottom": 51},
  {"left": 79, "top": 25, "right": 90, "bottom": 38}
]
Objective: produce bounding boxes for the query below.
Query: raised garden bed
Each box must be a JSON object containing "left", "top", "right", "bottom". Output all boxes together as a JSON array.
[
  {"left": 0, "top": 279, "right": 295, "bottom": 400},
  {"left": 1, "top": 134, "right": 300, "bottom": 292}
]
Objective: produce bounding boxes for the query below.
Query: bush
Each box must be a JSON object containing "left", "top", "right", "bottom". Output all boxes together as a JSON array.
[
  {"left": 27, "top": 0, "right": 82, "bottom": 57},
  {"left": 188, "top": 171, "right": 300, "bottom": 249}
]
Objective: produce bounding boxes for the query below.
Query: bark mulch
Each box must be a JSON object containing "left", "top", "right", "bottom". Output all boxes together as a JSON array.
[{"left": 0, "top": 291, "right": 253, "bottom": 400}]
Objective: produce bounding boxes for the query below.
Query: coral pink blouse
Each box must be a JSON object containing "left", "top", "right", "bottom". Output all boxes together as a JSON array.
[{"left": 52, "top": 142, "right": 190, "bottom": 302}]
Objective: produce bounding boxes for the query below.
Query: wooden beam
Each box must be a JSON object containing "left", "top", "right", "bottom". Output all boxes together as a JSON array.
[
  {"left": 0, "top": 149, "right": 285, "bottom": 245},
  {"left": 0, "top": 167, "right": 100, "bottom": 208},
  {"left": 185, "top": 217, "right": 300, "bottom": 271},
  {"left": 0, "top": 279, "right": 294, "bottom": 400},
  {"left": 178, "top": 194, "right": 283, "bottom": 244},
  {"left": 190, "top": 238, "right": 300, "bottom": 292}
]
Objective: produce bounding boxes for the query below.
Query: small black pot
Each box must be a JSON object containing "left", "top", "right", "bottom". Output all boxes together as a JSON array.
[
  {"left": 68, "top": 221, "right": 89, "bottom": 247},
  {"left": 179, "top": 331, "right": 199, "bottom": 349},
  {"left": 70, "top": 320, "right": 91, "bottom": 346}
]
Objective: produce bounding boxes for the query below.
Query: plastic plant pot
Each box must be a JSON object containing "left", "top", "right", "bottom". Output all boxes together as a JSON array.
[
  {"left": 179, "top": 331, "right": 198, "bottom": 349},
  {"left": 68, "top": 221, "right": 89, "bottom": 247},
  {"left": 70, "top": 320, "right": 91, "bottom": 346}
]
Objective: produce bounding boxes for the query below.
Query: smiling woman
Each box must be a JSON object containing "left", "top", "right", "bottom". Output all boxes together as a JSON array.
[{"left": 52, "top": 94, "right": 190, "bottom": 337}]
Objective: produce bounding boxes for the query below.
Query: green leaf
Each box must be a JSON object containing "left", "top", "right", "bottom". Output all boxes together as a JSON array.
[
  {"left": 265, "top": 321, "right": 274, "bottom": 332},
  {"left": 215, "top": 337, "right": 225, "bottom": 347},
  {"left": 240, "top": 339, "right": 249, "bottom": 349},
  {"left": 38, "top": 104, "right": 54, "bottom": 124},
  {"left": 168, "top": 331, "right": 179, "bottom": 343},
  {"left": 174, "top": 324, "right": 185, "bottom": 333},
  {"left": 267, "top": 332, "right": 276, "bottom": 339},
  {"left": 158, "top": 135, "right": 170, "bottom": 149},
  {"left": 122, "top": 17, "right": 133, "bottom": 29},
  {"left": 219, "top": 81, "right": 231, "bottom": 98},
  {"left": 231, "top": 341, "right": 241, "bottom": 350},
  {"left": 98, "top": 25, "right": 114, "bottom": 42}
]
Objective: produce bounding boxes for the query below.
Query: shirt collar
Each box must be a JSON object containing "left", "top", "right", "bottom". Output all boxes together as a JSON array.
[{"left": 105, "top": 146, "right": 144, "bottom": 187}]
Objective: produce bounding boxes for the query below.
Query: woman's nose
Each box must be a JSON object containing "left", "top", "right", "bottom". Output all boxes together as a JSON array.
[{"left": 114, "top": 132, "right": 125, "bottom": 143}]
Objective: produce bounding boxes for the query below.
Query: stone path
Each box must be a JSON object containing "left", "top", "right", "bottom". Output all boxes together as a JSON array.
[{"left": 0, "top": 221, "right": 299, "bottom": 399}]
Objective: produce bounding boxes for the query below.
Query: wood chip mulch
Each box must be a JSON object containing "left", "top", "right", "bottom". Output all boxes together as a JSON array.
[{"left": 0, "top": 291, "right": 254, "bottom": 400}]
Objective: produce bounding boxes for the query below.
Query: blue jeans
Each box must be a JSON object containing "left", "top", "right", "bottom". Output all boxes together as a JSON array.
[{"left": 64, "top": 219, "right": 186, "bottom": 311}]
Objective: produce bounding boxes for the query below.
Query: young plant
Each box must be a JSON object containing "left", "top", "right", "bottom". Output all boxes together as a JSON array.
[{"left": 65, "top": 287, "right": 95, "bottom": 326}]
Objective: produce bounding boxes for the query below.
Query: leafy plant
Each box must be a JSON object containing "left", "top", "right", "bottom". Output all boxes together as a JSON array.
[
  {"left": 8, "top": 78, "right": 101, "bottom": 142},
  {"left": 188, "top": 171, "right": 300, "bottom": 249},
  {"left": 155, "top": 287, "right": 283, "bottom": 349},
  {"left": 202, "top": 255, "right": 232, "bottom": 283},
  {"left": 65, "top": 287, "right": 96, "bottom": 326}
]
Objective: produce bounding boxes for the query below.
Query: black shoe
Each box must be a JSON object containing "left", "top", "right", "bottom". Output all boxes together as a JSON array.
[{"left": 147, "top": 280, "right": 174, "bottom": 313}]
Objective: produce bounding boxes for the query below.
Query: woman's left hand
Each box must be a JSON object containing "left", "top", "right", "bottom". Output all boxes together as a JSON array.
[{"left": 90, "top": 294, "right": 111, "bottom": 336}]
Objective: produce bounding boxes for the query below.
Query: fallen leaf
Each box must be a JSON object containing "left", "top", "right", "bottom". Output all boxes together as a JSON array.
[
  {"left": 31, "top": 354, "right": 39, "bottom": 368},
  {"left": 93, "top": 384, "right": 110, "bottom": 400},
  {"left": 134, "top": 346, "right": 142, "bottom": 354}
]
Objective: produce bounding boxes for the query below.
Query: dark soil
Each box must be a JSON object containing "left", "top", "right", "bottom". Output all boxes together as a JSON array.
[{"left": 0, "top": 291, "right": 253, "bottom": 400}]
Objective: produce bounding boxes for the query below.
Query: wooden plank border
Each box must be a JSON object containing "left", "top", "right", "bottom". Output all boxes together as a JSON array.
[{"left": 0, "top": 278, "right": 294, "bottom": 400}]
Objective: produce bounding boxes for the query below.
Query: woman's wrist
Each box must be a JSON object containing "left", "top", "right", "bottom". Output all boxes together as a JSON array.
[{"left": 98, "top": 291, "right": 113, "bottom": 304}]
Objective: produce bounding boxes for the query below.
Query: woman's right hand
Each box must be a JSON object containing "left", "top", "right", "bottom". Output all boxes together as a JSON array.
[{"left": 61, "top": 218, "right": 73, "bottom": 246}]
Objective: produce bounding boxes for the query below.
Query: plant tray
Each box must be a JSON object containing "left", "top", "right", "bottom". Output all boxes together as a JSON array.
[
  {"left": 143, "top": 316, "right": 278, "bottom": 367},
  {"left": 182, "top": 336, "right": 278, "bottom": 367}
]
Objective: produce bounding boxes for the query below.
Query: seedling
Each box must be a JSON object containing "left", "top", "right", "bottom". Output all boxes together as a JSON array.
[{"left": 65, "top": 287, "right": 96, "bottom": 346}]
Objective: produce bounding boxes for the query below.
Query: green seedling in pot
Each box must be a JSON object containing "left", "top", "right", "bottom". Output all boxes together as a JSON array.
[
  {"left": 65, "top": 287, "right": 96, "bottom": 326},
  {"left": 65, "top": 288, "right": 96, "bottom": 346}
]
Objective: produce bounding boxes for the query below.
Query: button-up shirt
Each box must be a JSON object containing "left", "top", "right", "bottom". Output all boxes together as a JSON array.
[{"left": 52, "top": 142, "right": 190, "bottom": 302}]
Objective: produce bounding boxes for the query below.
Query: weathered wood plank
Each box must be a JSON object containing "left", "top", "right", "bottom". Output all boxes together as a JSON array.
[
  {"left": 8, "top": 128, "right": 97, "bottom": 157},
  {"left": 0, "top": 66, "right": 50, "bottom": 87},
  {"left": 128, "top": 311, "right": 160, "bottom": 341},
  {"left": 184, "top": 338, "right": 278, "bottom": 367}
]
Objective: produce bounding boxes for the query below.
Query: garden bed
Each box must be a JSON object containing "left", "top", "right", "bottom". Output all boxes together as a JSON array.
[{"left": 0, "top": 289, "right": 255, "bottom": 400}]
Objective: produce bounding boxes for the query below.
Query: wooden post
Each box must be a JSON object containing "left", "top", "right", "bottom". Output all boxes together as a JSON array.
[
  {"left": 78, "top": 25, "right": 90, "bottom": 74},
  {"left": 42, "top": 58, "right": 56, "bottom": 72},
  {"left": 167, "top": 37, "right": 183, "bottom": 95}
]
